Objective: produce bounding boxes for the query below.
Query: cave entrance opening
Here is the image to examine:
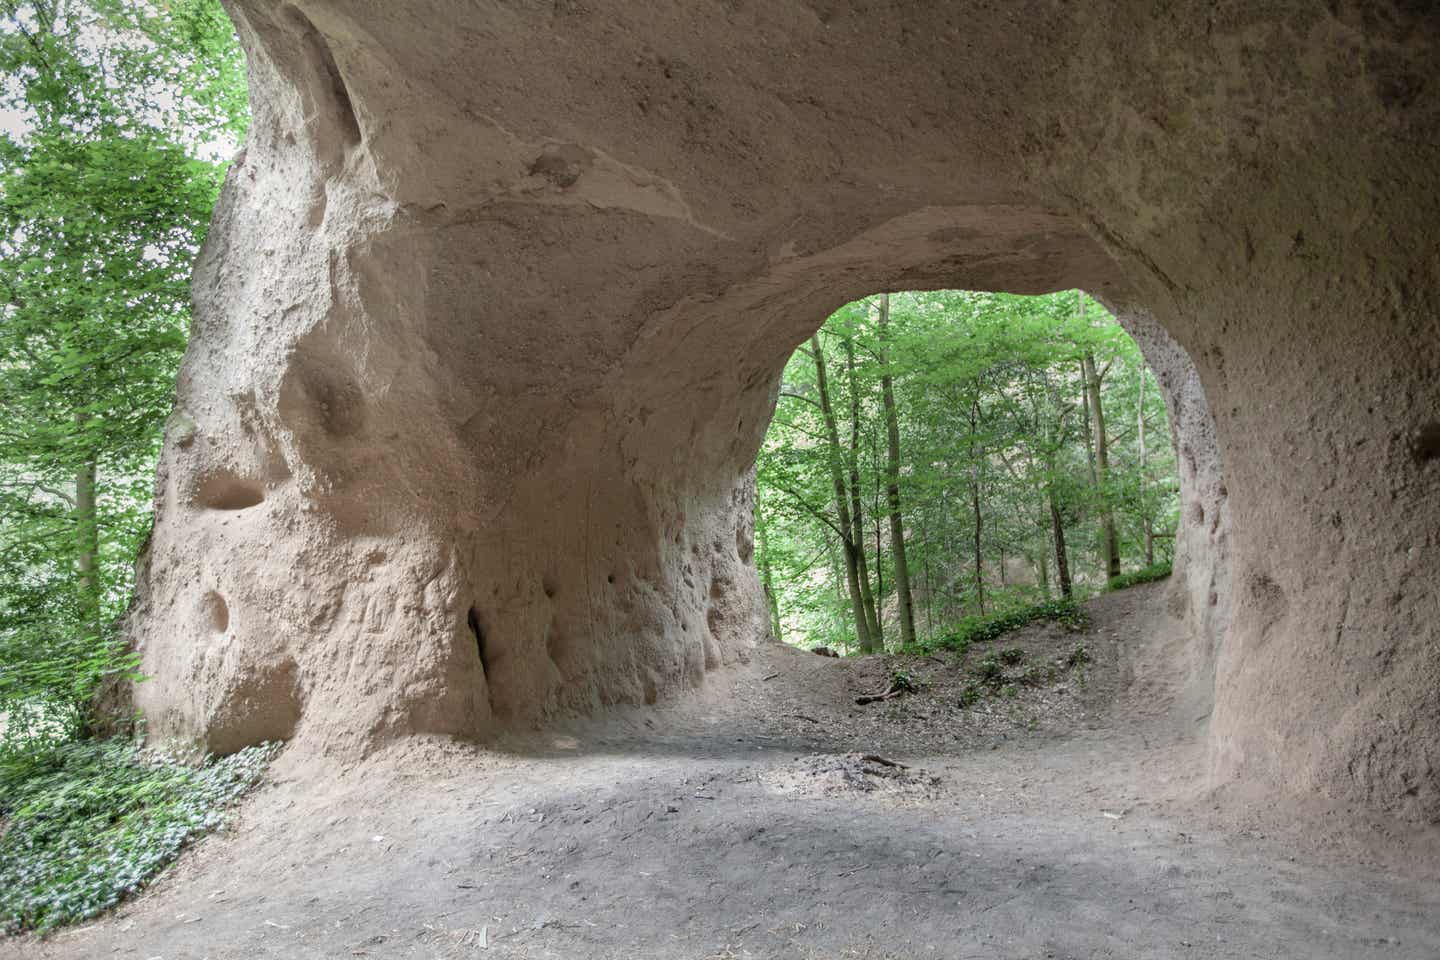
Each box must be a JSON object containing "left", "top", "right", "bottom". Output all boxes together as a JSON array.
[{"left": 754, "top": 288, "right": 1178, "bottom": 661}]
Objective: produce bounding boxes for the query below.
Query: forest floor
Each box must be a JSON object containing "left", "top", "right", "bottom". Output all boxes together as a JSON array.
[{"left": 13, "top": 582, "right": 1440, "bottom": 960}]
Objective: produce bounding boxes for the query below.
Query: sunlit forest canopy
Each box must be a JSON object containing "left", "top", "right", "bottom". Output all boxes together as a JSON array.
[{"left": 754, "top": 290, "right": 1178, "bottom": 654}]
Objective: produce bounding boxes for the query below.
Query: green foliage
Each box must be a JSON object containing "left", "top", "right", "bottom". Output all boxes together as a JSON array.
[
  {"left": 926, "top": 598, "right": 1087, "bottom": 655},
  {"left": 0, "top": 6, "right": 257, "bottom": 935},
  {"left": 0, "top": 1, "right": 245, "bottom": 735},
  {"left": 1105, "top": 561, "right": 1173, "bottom": 592},
  {"left": 1065, "top": 643, "right": 1091, "bottom": 668},
  {"left": 0, "top": 738, "right": 278, "bottom": 933},
  {"left": 757, "top": 288, "right": 1178, "bottom": 656},
  {"left": 887, "top": 667, "right": 922, "bottom": 693},
  {"left": 998, "top": 647, "right": 1026, "bottom": 666},
  {"left": 957, "top": 683, "right": 983, "bottom": 708},
  {"left": 0, "top": 635, "right": 140, "bottom": 745}
]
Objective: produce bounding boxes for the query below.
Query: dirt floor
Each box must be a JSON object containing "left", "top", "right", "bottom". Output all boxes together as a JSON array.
[{"left": 13, "top": 583, "right": 1440, "bottom": 959}]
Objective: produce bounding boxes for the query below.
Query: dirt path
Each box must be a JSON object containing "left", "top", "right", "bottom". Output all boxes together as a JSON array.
[{"left": 15, "top": 584, "right": 1440, "bottom": 959}]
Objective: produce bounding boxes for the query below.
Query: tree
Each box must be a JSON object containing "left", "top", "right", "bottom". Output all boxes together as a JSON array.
[
  {"left": 842, "top": 334, "right": 882, "bottom": 648},
  {"left": 876, "top": 293, "right": 916, "bottom": 647},
  {"left": 809, "top": 333, "right": 875, "bottom": 652},
  {"left": 756, "top": 514, "right": 782, "bottom": 642},
  {"left": 1078, "top": 296, "right": 1120, "bottom": 580},
  {"left": 0, "top": 0, "right": 245, "bottom": 741}
]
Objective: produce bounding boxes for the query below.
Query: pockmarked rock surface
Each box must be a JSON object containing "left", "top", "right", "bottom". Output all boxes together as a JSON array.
[{"left": 128, "top": 2, "right": 1439, "bottom": 819}]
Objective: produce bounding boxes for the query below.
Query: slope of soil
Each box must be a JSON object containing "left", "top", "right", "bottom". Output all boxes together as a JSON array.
[{"left": 15, "top": 583, "right": 1440, "bottom": 959}]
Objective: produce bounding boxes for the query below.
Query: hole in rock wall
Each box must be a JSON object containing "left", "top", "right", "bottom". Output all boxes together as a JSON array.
[
  {"left": 194, "top": 471, "right": 266, "bottom": 511},
  {"left": 202, "top": 591, "right": 230, "bottom": 634},
  {"left": 467, "top": 607, "right": 490, "bottom": 676},
  {"left": 755, "top": 289, "right": 1180, "bottom": 656},
  {"left": 1413, "top": 422, "right": 1440, "bottom": 464}
]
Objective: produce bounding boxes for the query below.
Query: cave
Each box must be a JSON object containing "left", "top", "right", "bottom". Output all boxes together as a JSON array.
[{"left": 126, "top": 1, "right": 1438, "bottom": 823}]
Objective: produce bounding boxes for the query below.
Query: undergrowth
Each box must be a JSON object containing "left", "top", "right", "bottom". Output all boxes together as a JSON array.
[
  {"left": 887, "top": 668, "right": 923, "bottom": 693},
  {"left": 0, "top": 738, "right": 279, "bottom": 934},
  {"left": 1105, "top": 562, "right": 1173, "bottom": 592},
  {"left": 915, "top": 598, "right": 1088, "bottom": 657}
]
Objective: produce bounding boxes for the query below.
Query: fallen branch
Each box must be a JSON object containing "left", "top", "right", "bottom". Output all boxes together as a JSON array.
[
  {"left": 855, "top": 684, "right": 903, "bottom": 705},
  {"left": 860, "top": 754, "right": 908, "bottom": 769}
]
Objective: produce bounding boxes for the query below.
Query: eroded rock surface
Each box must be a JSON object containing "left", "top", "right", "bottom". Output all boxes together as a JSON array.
[{"left": 129, "top": 1, "right": 1439, "bottom": 819}]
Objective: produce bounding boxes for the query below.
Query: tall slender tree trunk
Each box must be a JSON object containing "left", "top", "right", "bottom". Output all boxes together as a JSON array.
[
  {"left": 968, "top": 397, "right": 985, "bottom": 614},
  {"left": 1048, "top": 488, "right": 1072, "bottom": 599},
  {"left": 1080, "top": 359, "right": 1097, "bottom": 485},
  {"left": 876, "top": 293, "right": 917, "bottom": 648},
  {"left": 871, "top": 428, "right": 884, "bottom": 604},
  {"left": 812, "top": 334, "right": 874, "bottom": 652},
  {"left": 1082, "top": 348, "right": 1121, "bottom": 579},
  {"left": 871, "top": 421, "right": 885, "bottom": 606},
  {"left": 74, "top": 456, "right": 101, "bottom": 635},
  {"left": 939, "top": 486, "right": 953, "bottom": 576},
  {"left": 1138, "top": 365, "right": 1155, "bottom": 566},
  {"left": 844, "top": 337, "right": 882, "bottom": 648},
  {"left": 921, "top": 541, "right": 935, "bottom": 636},
  {"left": 757, "top": 519, "right": 782, "bottom": 642},
  {"left": 825, "top": 535, "right": 846, "bottom": 646},
  {"left": 971, "top": 479, "right": 985, "bottom": 613}
]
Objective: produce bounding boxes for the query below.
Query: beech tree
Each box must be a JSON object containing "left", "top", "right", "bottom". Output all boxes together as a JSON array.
[{"left": 876, "top": 293, "right": 916, "bottom": 647}]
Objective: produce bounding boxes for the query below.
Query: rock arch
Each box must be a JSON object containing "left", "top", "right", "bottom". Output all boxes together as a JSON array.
[{"left": 128, "top": 1, "right": 1438, "bottom": 820}]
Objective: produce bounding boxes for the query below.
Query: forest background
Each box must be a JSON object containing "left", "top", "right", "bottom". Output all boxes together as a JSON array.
[{"left": 757, "top": 290, "right": 1177, "bottom": 655}]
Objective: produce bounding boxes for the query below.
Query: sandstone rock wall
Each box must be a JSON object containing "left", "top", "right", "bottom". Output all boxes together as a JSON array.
[{"left": 129, "top": 1, "right": 1438, "bottom": 818}]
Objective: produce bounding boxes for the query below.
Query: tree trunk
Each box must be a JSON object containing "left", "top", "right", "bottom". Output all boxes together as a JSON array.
[
  {"left": 874, "top": 510, "right": 883, "bottom": 601},
  {"left": 921, "top": 540, "right": 934, "bottom": 636},
  {"left": 1082, "top": 345, "right": 1121, "bottom": 579},
  {"left": 1080, "top": 359, "right": 1097, "bottom": 486},
  {"left": 1048, "top": 487, "right": 1072, "bottom": 599},
  {"left": 971, "top": 478, "right": 985, "bottom": 613},
  {"left": 1138, "top": 364, "right": 1155, "bottom": 567},
  {"left": 876, "top": 293, "right": 917, "bottom": 648},
  {"left": 757, "top": 519, "right": 782, "bottom": 643},
  {"left": 75, "top": 456, "right": 101, "bottom": 636},
  {"left": 868, "top": 418, "right": 885, "bottom": 608},
  {"left": 844, "top": 336, "right": 882, "bottom": 648},
  {"left": 968, "top": 397, "right": 985, "bottom": 614},
  {"left": 812, "top": 334, "right": 874, "bottom": 652}
]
